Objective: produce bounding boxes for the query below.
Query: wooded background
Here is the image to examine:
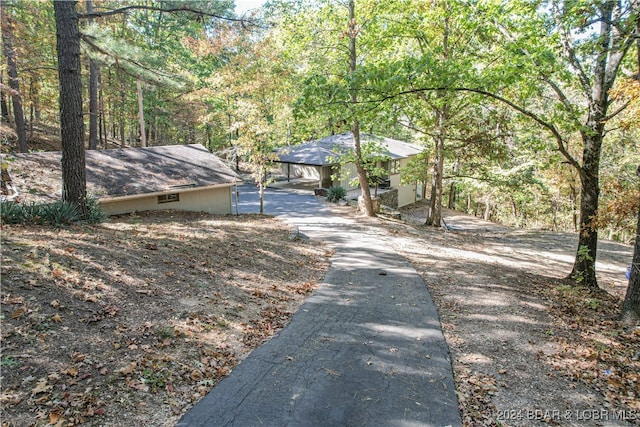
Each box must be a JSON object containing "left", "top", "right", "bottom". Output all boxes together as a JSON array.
[{"left": 1, "top": 0, "right": 638, "bottom": 276}]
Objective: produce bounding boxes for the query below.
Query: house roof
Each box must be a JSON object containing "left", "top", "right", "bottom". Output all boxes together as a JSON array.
[
  {"left": 275, "top": 132, "right": 422, "bottom": 166},
  {"left": 5, "top": 144, "right": 239, "bottom": 203}
]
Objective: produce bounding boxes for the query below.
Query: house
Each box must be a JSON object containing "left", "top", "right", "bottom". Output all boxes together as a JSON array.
[
  {"left": 275, "top": 132, "right": 422, "bottom": 208},
  {"left": 3, "top": 144, "right": 239, "bottom": 216}
]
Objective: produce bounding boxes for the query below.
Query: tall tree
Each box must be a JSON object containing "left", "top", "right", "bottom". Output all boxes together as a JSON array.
[
  {"left": 2, "top": 1, "right": 28, "bottom": 152},
  {"left": 86, "top": 0, "right": 100, "bottom": 150},
  {"left": 347, "top": 0, "right": 374, "bottom": 216},
  {"left": 402, "top": 0, "right": 638, "bottom": 287},
  {"left": 278, "top": 0, "right": 402, "bottom": 216},
  {"left": 54, "top": 0, "right": 87, "bottom": 215},
  {"left": 621, "top": 165, "right": 640, "bottom": 324},
  {"left": 49, "top": 0, "right": 241, "bottom": 212}
]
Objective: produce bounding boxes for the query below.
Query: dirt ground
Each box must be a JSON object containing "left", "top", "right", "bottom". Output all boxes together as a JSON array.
[
  {"left": 1, "top": 201, "right": 639, "bottom": 427},
  {"left": 1, "top": 212, "right": 332, "bottom": 426},
  {"left": 392, "top": 202, "right": 639, "bottom": 427}
]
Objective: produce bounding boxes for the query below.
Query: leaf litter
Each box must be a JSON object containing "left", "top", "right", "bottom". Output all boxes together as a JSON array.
[{"left": 1, "top": 211, "right": 331, "bottom": 426}]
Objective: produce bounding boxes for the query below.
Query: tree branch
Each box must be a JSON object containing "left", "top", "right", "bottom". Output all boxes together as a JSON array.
[
  {"left": 79, "top": 5, "right": 259, "bottom": 27},
  {"left": 380, "top": 86, "right": 583, "bottom": 172},
  {"left": 551, "top": 2, "right": 593, "bottom": 99}
]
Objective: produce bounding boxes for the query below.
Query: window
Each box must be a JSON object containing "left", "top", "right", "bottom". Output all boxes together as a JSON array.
[
  {"left": 158, "top": 193, "right": 180, "bottom": 204},
  {"left": 389, "top": 159, "right": 401, "bottom": 175}
]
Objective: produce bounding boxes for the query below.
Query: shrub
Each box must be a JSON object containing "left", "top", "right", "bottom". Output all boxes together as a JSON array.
[
  {"left": 40, "top": 201, "right": 81, "bottom": 225},
  {"left": 0, "top": 201, "right": 25, "bottom": 224},
  {"left": 326, "top": 186, "right": 346, "bottom": 203},
  {"left": 1, "top": 197, "right": 106, "bottom": 226},
  {"left": 85, "top": 196, "right": 107, "bottom": 224}
]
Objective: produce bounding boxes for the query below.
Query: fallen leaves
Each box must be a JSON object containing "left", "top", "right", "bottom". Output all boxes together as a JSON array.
[
  {"left": 546, "top": 283, "right": 640, "bottom": 414},
  {"left": 455, "top": 369, "right": 500, "bottom": 426},
  {"left": 31, "top": 379, "right": 51, "bottom": 395},
  {"left": 11, "top": 307, "right": 26, "bottom": 319},
  {"left": 0, "top": 212, "right": 330, "bottom": 425}
]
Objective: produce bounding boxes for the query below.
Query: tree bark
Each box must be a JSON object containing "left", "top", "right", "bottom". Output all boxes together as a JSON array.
[
  {"left": 426, "top": 106, "right": 446, "bottom": 226},
  {"left": 86, "top": 0, "right": 100, "bottom": 150},
  {"left": 564, "top": 1, "right": 628, "bottom": 289},
  {"left": 348, "top": 0, "right": 373, "bottom": 216},
  {"left": 54, "top": 0, "right": 87, "bottom": 216},
  {"left": 569, "top": 141, "right": 601, "bottom": 287},
  {"left": 620, "top": 165, "right": 640, "bottom": 325},
  {"left": 1, "top": 4, "right": 28, "bottom": 152},
  {"left": 0, "top": 74, "right": 9, "bottom": 123},
  {"left": 119, "top": 73, "right": 126, "bottom": 147},
  {"left": 425, "top": 15, "right": 450, "bottom": 227},
  {"left": 137, "top": 79, "right": 146, "bottom": 147}
]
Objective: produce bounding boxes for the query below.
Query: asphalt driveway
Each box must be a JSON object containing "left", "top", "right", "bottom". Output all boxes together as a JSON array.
[{"left": 177, "top": 184, "right": 461, "bottom": 426}]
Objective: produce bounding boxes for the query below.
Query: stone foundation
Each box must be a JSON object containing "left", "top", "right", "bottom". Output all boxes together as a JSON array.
[{"left": 377, "top": 188, "right": 398, "bottom": 209}]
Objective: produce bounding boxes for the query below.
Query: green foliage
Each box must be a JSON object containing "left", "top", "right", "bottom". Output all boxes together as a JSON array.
[
  {"left": 326, "top": 186, "right": 346, "bottom": 203},
  {"left": 577, "top": 245, "right": 594, "bottom": 263},
  {"left": 1, "top": 356, "right": 20, "bottom": 368},
  {"left": 0, "top": 196, "right": 106, "bottom": 226},
  {"left": 401, "top": 150, "right": 430, "bottom": 186},
  {"left": 330, "top": 140, "right": 392, "bottom": 188},
  {"left": 85, "top": 196, "right": 108, "bottom": 224}
]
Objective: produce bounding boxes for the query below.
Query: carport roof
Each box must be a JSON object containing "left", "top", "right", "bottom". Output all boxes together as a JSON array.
[{"left": 275, "top": 132, "right": 422, "bottom": 166}]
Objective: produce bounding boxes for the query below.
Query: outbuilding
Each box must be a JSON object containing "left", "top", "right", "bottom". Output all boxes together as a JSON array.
[{"left": 3, "top": 144, "right": 239, "bottom": 216}]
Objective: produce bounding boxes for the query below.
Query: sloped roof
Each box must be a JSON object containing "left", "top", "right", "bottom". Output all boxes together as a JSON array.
[
  {"left": 6, "top": 144, "right": 239, "bottom": 203},
  {"left": 275, "top": 132, "right": 422, "bottom": 166}
]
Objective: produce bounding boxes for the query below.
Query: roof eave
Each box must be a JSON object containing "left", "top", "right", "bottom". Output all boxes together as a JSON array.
[{"left": 96, "top": 181, "right": 238, "bottom": 203}]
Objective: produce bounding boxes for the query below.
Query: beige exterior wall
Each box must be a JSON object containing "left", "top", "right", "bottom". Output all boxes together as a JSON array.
[
  {"left": 388, "top": 157, "right": 417, "bottom": 208},
  {"left": 339, "top": 163, "right": 359, "bottom": 190},
  {"left": 99, "top": 186, "right": 233, "bottom": 216}
]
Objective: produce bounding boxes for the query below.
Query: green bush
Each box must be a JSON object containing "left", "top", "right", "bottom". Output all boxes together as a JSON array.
[
  {"left": 1, "top": 197, "right": 106, "bottom": 226},
  {"left": 85, "top": 196, "right": 107, "bottom": 224},
  {"left": 326, "top": 186, "right": 346, "bottom": 203},
  {"left": 41, "top": 201, "right": 81, "bottom": 225}
]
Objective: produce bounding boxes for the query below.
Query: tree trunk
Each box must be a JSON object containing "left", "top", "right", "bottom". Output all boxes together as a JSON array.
[
  {"left": 2, "top": 4, "right": 28, "bottom": 152},
  {"left": 447, "top": 182, "right": 456, "bottom": 209},
  {"left": 568, "top": 135, "right": 602, "bottom": 288},
  {"left": 99, "top": 73, "right": 106, "bottom": 148},
  {"left": 620, "top": 165, "right": 640, "bottom": 325},
  {"left": 86, "top": 0, "right": 99, "bottom": 150},
  {"left": 119, "top": 73, "right": 126, "bottom": 147},
  {"left": 137, "top": 79, "right": 146, "bottom": 147},
  {"left": 348, "top": 0, "right": 373, "bottom": 216},
  {"left": 569, "top": 184, "right": 578, "bottom": 231},
  {"left": 426, "top": 105, "right": 446, "bottom": 226},
  {"left": 0, "top": 74, "right": 9, "bottom": 123},
  {"left": 258, "top": 161, "right": 265, "bottom": 214},
  {"left": 483, "top": 200, "right": 491, "bottom": 221},
  {"left": 54, "top": 0, "right": 87, "bottom": 216},
  {"left": 426, "top": 18, "right": 450, "bottom": 226},
  {"left": 29, "top": 77, "right": 39, "bottom": 138},
  {"left": 353, "top": 124, "right": 374, "bottom": 215}
]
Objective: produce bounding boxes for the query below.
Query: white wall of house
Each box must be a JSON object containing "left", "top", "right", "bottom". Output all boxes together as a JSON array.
[
  {"left": 99, "top": 186, "right": 233, "bottom": 216},
  {"left": 279, "top": 155, "right": 418, "bottom": 204}
]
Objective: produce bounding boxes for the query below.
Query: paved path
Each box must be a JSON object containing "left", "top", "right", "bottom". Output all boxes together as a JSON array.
[{"left": 177, "top": 185, "right": 461, "bottom": 427}]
